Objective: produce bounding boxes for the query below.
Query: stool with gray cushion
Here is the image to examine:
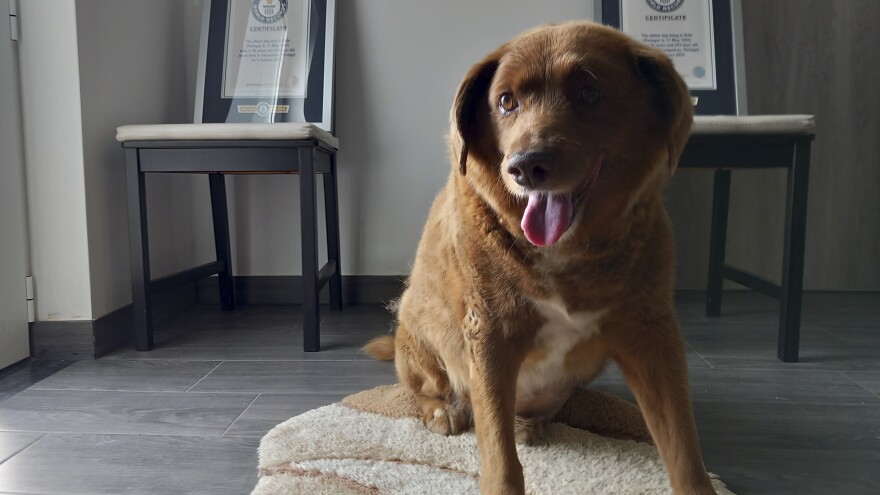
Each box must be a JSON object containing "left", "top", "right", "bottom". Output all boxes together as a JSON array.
[
  {"left": 681, "top": 114, "right": 815, "bottom": 362},
  {"left": 117, "top": 122, "right": 342, "bottom": 353}
]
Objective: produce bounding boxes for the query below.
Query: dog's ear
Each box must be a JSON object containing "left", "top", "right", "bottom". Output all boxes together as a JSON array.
[
  {"left": 632, "top": 46, "right": 693, "bottom": 175},
  {"left": 452, "top": 50, "right": 504, "bottom": 175}
]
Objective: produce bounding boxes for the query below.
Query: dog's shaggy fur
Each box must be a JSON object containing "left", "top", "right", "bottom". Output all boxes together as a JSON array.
[{"left": 365, "top": 21, "right": 716, "bottom": 495}]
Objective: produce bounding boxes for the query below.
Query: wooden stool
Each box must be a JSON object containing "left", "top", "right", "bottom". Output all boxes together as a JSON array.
[
  {"left": 117, "top": 123, "right": 342, "bottom": 352},
  {"left": 682, "top": 115, "right": 815, "bottom": 362}
]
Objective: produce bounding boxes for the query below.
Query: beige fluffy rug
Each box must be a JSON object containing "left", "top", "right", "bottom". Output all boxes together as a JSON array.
[{"left": 253, "top": 384, "right": 734, "bottom": 495}]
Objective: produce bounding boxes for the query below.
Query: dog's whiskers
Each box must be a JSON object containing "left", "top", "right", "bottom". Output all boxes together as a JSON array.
[{"left": 506, "top": 238, "right": 518, "bottom": 258}]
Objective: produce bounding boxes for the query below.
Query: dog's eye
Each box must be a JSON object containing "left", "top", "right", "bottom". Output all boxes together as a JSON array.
[
  {"left": 499, "top": 93, "right": 519, "bottom": 114},
  {"left": 579, "top": 86, "right": 602, "bottom": 104}
]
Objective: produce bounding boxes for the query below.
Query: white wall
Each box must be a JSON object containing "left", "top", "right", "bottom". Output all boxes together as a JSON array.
[
  {"left": 18, "top": 0, "right": 92, "bottom": 320},
  {"left": 18, "top": 1, "right": 597, "bottom": 322},
  {"left": 16, "top": 0, "right": 874, "bottom": 328},
  {"left": 18, "top": 0, "right": 210, "bottom": 321},
  {"left": 17, "top": 0, "right": 873, "bottom": 327},
  {"left": 75, "top": 0, "right": 211, "bottom": 318},
  {"left": 231, "top": 0, "right": 596, "bottom": 276}
]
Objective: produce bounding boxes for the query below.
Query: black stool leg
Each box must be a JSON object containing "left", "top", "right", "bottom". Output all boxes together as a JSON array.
[
  {"left": 209, "top": 174, "right": 235, "bottom": 311},
  {"left": 324, "top": 152, "right": 343, "bottom": 311},
  {"left": 778, "top": 141, "right": 811, "bottom": 362},
  {"left": 706, "top": 170, "right": 731, "bottom": 317},
  {"left": 299, "top": 148, "right": 320, "bottom": 352},
  {"left": 124, "top": 148, "right": 154, "bottom": 351}
]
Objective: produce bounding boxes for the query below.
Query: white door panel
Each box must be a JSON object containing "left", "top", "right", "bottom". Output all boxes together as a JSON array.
[{"left": 0, "top": 3, "right": 31, "bottom": 369}]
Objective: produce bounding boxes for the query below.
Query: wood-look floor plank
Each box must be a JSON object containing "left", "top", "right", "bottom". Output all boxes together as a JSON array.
[
  {"left": 0, "top": 390, "right": 256, "bottom": 436},
  {"left": 29, "top": 360, "right": 221, "bottom": 392},
  {"left": 693, "top": 401, "right": 880, "bottom": 453},
  {"left": 0, "top": 433, "right": 258, "bottom": 495},
  {"left": 703, "top": 447, "right": 880, "bottom": 495},
  {"left": 686, "top": 368, "right": 879, "bottom": 405},
  {"left": 188, "top": 360, "right": 397, "bottom": 394},
  {"left": 681, "top": 320, "right": 880, "bottom": 371},
  {"left": 842, "top": 371, "right": 880, "bottom": 397},
  {"left": 223, "top": 393, "right": 349, "bottom": 437},
  {"left": 820, "top": 324, "right": 880, "bottom": 346},
  {"left": 0, "top": 361, "right": 72, "bottom": 402},
  {"left": 0, "top": 432, "right": 43, "bottom": 465},
  {"left": 103, "top": 305, "right": 389, "bottom": 361},
  {"left": 1, "top": 295, "right": 878, "bottom": 494}
]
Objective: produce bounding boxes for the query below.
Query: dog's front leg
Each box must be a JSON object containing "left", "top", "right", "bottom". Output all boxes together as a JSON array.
[
  {"left": 464, "top": 308, "right": 526, "bottom": 495},
  {"left": 607, "top": 314, "right": 716, "bottom": 495}
]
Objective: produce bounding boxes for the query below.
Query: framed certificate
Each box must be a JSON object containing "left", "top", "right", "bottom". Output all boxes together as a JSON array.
[
  {"left": 599, "top": 0, "right": 745, "bottom": 115},
  {"left": 195, "top": 0, "right": 336, "bottom": 130}
]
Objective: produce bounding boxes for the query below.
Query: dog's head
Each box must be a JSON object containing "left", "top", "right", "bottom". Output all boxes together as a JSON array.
[{"left": 452, "top": 22, "right": 692, "bottom": 247}]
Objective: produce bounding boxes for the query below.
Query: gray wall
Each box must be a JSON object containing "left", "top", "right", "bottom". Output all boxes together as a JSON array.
[{"left": 669, "top": 0, "right": 880, "bottom": 290}]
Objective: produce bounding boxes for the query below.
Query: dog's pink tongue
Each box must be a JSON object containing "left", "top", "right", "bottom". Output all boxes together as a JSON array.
[{"left": 521, "top": 191, "right": 573, "bottom": 246}]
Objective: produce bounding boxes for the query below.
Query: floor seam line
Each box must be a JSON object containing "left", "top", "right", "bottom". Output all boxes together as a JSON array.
[
  {"left": 185, "top": 361, "right": 225, "bottom": 392},
  {"left": 0, "top": 432, "right": 46, "bottom": 468},
  {"left": 221, "top": 394, "right": 262, "bottom": 437},
  {"left": 838, "top": 370, "right": 880, "bottom": 399}
]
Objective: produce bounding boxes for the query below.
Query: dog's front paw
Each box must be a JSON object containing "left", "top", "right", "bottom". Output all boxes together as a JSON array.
[{"left": 423, "top": 401, "right": 470, "bottom": 436}]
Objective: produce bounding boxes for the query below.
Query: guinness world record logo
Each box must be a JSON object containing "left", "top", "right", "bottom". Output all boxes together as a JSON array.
[
  {"left": 645, "top": 0, "right": 685, "bottom": 13},
  {"left": 252, "top": 0, "right": 288, "bottom": 24}
]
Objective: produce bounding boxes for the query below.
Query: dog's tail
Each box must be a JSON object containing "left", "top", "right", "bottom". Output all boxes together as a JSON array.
[{"left": 362, "top": 335, "right": 395, "bottom": 361}]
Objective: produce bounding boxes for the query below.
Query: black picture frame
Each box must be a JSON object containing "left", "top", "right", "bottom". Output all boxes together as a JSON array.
[
  {"left": 600, "top": 0, "right": 742, "bottom": 115},
  {"left": 195, "top": 0, "right": 336, "bottom": 130}
]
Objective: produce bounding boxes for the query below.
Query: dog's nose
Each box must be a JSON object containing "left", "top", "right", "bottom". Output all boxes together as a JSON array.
[{"left": 506, "top": 151, "right": 552, "bottom": 188}]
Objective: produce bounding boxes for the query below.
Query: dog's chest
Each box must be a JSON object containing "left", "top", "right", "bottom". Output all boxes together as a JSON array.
[{"left": 517, "top": 297, "right": 604, "bottom": 400}]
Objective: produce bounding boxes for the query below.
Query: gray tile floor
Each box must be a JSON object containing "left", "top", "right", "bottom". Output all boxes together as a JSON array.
[{"left": 0, "top": 292, "right": 877, "bottom": 494}]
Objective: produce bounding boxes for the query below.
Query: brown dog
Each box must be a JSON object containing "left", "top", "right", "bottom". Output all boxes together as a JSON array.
[{"left": 365, "top": 21, "right": 716, "bottom": 495}]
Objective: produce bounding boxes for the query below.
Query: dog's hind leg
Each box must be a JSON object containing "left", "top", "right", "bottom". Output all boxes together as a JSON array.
[
  {"left": 418, "top": 394, "right": 471, "bottom": 436},
  {"left": 513, "top": 415, "right": 547, "bottom": 445},
  {"left": 394, "top": 322, "right": 471, "bottom": 435}
]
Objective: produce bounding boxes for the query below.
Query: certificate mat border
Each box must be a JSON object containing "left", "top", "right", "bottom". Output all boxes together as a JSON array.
[
  {"left": 221, "top": 0, "right": 312, "bottom": 99},
  {"left": 620, "top": 0, "right": 717, "bottom": 90},
  {"left": 195, "top": 0, "right": 336, "bottom": 131},
  {"left": 600, "top": 0, "right": 741, "bottom": 115}
]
